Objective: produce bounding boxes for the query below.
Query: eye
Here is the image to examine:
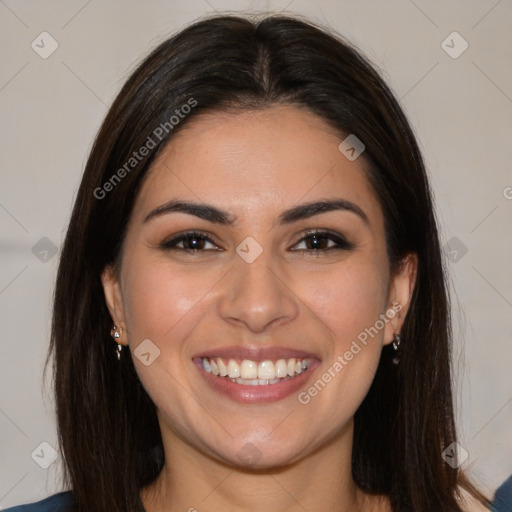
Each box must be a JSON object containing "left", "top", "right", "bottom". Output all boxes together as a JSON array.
[
  {"left": 160, "top": 229, "right": 354, "bottom": 254},
  {"left": 291, "top": 230, "right": 354, "bottom": 252},
  {"left": 160, "top": 231, "right": 221, "bottom": 252}
]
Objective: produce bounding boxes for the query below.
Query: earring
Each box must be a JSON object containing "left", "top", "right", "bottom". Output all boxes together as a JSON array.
[
  {"left": 110, "top": 324, "right": 123, "bottom": 360},
  {"left": 392, "top": 333, "right": 401, "bottom": 365}
]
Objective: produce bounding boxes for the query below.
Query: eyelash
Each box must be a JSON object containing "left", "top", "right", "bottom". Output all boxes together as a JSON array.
[{"left": 160, "top": 230, "right": 354, "bottom": 254}]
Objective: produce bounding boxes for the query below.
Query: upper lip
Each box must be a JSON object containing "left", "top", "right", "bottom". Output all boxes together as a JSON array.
[{"left": 192, "top": 345, "right": 320, "bottom": 361}]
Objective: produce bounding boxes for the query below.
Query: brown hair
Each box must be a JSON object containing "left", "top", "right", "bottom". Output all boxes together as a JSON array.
[{"left": 45, "top": 13, "right": 492, "bottom": 511}]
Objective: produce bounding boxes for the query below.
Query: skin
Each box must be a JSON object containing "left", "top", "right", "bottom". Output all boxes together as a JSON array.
[{"left": 102, "top": 105, "right": 418, "bottom": 512}]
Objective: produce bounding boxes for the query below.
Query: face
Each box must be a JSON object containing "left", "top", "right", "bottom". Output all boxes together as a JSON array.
[{"left": 102, "top": 105, "right": 416, "bottom": 469}]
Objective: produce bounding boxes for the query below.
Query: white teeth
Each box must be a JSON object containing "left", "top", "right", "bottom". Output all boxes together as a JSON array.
[
  {"left": 234, "top": 377, "right": 282, "bottom": 385},
  {"left": 201, "top": 356, "right": 312, "bottom": 383},
  {"left": 275, "top": 359, "right": 288, "bottom": 378},
  {"left": 287, "top": 358, "right": 296, "bottom": 376},
  {"left": 227, "top": 359, "right": 240, "bottom": 378},
  {"left": 257, "top": 360, "right": 275, "bottom": 380},
  {"left": 217, "top": 358, "right": 228, "bottom": 377},
  {"left": 236, "top": 378, "right": 259, "bottom": 385},
  {"left": 240, "top": 359, "right": 258, "bottom": 379}
]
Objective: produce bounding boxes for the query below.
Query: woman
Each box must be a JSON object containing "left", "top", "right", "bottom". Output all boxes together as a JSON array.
[{"left": 5, "top": 13, "right": 496, "bottom": 512}]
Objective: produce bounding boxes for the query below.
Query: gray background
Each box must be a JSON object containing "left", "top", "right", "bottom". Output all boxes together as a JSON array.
[{"left": 0, "top": 0, "right": 511, "bottom": 507}]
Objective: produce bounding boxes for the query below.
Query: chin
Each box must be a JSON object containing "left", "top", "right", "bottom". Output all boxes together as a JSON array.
[{"left": 211, "top": 440, "right": 308, "bottom": 471}]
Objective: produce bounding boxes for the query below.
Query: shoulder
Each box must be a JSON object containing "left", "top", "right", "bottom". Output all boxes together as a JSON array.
[
  {"left": 493, "top": 474, "right": 512, "bottom": 512},
  {"left": 2, "top": 491, "right": 73, "bottom": 512}
]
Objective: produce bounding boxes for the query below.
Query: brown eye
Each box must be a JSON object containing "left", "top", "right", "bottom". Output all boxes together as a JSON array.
[
  {"left": 292, "top": 230, "right": 354, "bottom": 252},
  {"left": 160, "top": 232, "right": 220, "bottom": 252}
]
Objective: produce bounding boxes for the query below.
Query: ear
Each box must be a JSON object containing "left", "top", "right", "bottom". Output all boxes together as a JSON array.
[
  {"left": 101, "top": 264, "right": 128, "bottom": 346},
  {"left": 382, "top": 253, "right": 418, "bottom": 346}
]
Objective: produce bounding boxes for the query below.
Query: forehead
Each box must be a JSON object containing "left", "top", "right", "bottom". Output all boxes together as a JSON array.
[{"left": 132, "top": 105, "right": 383, "bottom": 226}]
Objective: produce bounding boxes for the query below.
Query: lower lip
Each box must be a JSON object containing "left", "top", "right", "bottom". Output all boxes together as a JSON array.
[{"left": 193, "top": 358, "right": 320, "bottom": 404}]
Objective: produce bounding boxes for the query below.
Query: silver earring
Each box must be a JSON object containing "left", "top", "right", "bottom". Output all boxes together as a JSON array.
[
  {"left": 392, "top": 333, "right": 401, "bottom": 365},
  {"left": 111, "top": 324, "right": 123, "bottom": 360}
]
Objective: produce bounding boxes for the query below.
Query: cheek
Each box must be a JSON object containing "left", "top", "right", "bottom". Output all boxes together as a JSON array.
[
  {"left": 295, "top": 260, "right": 388, "bottom": 418},
  {"left": 120, "top": 258, "right": 219, "bottom": 423},
  {"left": 122, "top": 257, "right": 219, "bottom": 344},
  {"left": 299, "top": 266, "right": 385, "bottom": 428},
  {"left": 298, "top": 260, "right": 387, "bottom": 389},
  {"left": 303, "top": 260, "right": 388, "bottom": 347}
]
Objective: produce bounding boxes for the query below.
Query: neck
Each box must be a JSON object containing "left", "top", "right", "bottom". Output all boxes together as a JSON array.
[{"left": 140, "top": 418, "right": 386, "bottom": 512}]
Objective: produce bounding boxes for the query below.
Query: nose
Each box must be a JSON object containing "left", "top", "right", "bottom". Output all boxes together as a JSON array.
[{"left": 218, "top": 250, "right": 299, "bottom": 333}]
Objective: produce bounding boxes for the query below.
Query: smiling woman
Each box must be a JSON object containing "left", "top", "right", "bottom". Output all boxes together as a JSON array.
[{"left": 5, "top": 12, "right": 496, "bottom": 512}]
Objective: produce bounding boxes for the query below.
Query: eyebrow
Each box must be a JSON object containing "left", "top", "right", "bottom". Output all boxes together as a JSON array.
[{"left": 143, "top": 198, "right": 369, "bottom": 226}]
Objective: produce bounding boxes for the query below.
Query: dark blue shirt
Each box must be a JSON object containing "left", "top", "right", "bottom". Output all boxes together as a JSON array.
[
  {"left": 3, "top": 492, "right": 72, "bottom": 511},
  {"left": 2, "top": 491, "right": 146, "bottom": 511},
  {"left": 493, "top": 474, "right": 512, "bottom": 512},
  {"left": 4, "top": 480, "right": 512, "bottom": 511}
]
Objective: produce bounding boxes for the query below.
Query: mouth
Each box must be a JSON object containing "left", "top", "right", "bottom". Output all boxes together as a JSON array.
[{"left": 192, "top": 348, "right": 321, "bottom": 403}]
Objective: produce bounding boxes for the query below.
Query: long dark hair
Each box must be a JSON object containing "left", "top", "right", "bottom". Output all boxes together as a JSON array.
[{"left": 45, "top": 13, "right": 491, "bottom": 511}]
